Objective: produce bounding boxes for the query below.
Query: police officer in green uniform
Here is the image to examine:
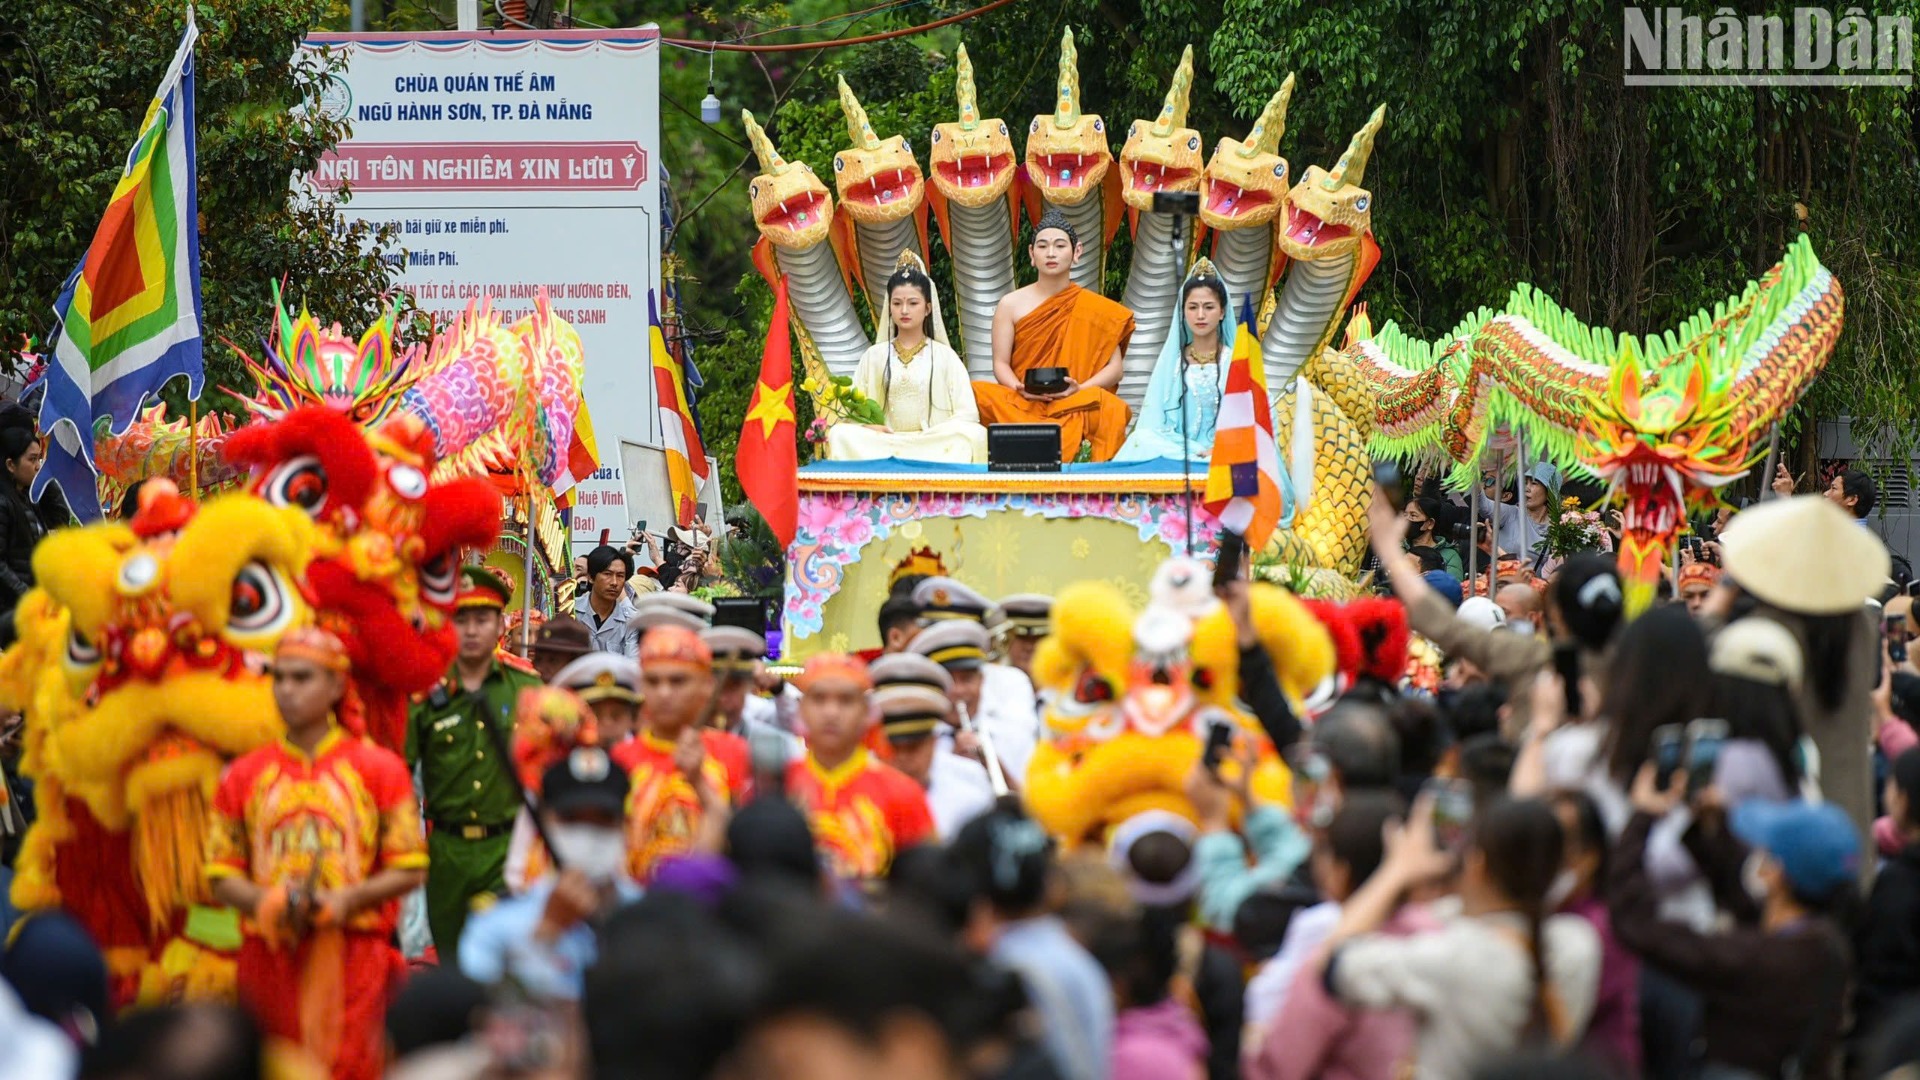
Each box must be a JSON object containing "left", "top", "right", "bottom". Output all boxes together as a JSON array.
[{"left": 406, "top": 565, "right": 541, "bottom": 957}]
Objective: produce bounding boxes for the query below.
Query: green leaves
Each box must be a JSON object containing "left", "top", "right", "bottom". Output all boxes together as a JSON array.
[{"left": 0, "top": 0, "right": 403, "bottom": 396}]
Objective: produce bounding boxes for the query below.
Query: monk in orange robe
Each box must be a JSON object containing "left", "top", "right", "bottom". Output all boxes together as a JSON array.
[{"left": 974, "top": 211, "right": 1134, "bottom": 462}]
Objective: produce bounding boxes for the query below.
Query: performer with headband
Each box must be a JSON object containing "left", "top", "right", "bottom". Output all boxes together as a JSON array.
[
  {"left": 973, "top": 208, "right": 1134, "bottom": 463},
  {"left": 208, "top": 628, "right": 427, "bottom": 1080}
]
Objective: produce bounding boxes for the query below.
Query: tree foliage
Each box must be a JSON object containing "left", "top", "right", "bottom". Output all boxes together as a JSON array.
[{"left": 0, "top": 0, "right": 402, "bottom": 411}]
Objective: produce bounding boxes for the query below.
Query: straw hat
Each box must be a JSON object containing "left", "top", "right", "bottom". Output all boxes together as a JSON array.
[{"left": 1719, "top": 495, "right": 1890, "bottom": 615}]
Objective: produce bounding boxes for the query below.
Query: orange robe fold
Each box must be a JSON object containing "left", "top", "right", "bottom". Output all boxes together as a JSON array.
[{"left": 974, "top": 284, "right": 1134, "bottom": 462}]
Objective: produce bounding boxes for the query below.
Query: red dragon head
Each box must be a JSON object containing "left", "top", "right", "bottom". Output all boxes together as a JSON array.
[
  {"left": 1580, "top": 341, "right": 1756, "bottom": 617},
  {"left": 223, "top": 406, "right": 500, "bottom": 749}
]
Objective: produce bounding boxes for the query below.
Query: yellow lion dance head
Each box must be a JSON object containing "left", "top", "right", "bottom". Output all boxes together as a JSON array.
[
  {"left": 30, "top": 489, "right": 314, "bottom": 925},
  {"left": 1024, "top": 559, "right": 1334, "bottom": 846}
]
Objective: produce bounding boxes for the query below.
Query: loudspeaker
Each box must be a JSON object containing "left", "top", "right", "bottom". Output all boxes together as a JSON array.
[
  {"left": 712, "top": 597, "right": 767, "bottom": 636},
  {"left": 988, "top": 424, "right": 1062, "bottom": 472}
]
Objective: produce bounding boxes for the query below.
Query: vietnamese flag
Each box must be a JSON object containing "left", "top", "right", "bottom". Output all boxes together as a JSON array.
[{"left": 738, "top": 275, "right": 799, "bottom": 548}]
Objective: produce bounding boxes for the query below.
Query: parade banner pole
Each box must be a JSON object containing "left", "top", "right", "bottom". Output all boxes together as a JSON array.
[
  {"left": 188, "top": 398, "right": 199, "bottom": 500},
  {"left": 523, "top": 488, "right": 537, "bottom": 653},
  {"left": 1487, "top": 453, "right": 1500, "bottom": 596},
  {"left": 1467, "top": 487, "right": 1480, "bottom": 586},
  {"left": 1760, "top": 425, "right": 1783, "bottom": 501}
]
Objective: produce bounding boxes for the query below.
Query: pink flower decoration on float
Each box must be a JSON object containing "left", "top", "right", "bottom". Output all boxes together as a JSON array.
[
  {"left": 796, "top": 497, "right": 844, "bottom": 540},
  {"left": 832, "top": 513, "right": 876, "bottom": 548},
  {"left": 1159, "top": 513, "right": 1190, "bottom": 546}
]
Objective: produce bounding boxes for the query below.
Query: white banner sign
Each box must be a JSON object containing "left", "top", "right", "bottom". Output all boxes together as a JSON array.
[{"left": 300, "top": 28, "right": 663, "bottom": 549}]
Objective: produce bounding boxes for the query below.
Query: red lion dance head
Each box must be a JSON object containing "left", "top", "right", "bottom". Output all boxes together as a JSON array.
[{"left": 223, "top": 406, "right": 499, "bottom": 750}]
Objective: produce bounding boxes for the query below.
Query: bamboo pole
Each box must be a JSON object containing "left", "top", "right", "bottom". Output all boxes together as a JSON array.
[{"left": 522, "top": 488, "right": 537, "bottom": 653}]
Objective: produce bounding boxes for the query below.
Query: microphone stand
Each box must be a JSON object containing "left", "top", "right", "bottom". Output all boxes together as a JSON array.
[{"left": 1173, "top": 209, "right": 1194, "bottom": 556}]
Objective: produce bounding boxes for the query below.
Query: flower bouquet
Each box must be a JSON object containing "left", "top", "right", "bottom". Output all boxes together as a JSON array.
[
  {"left": 1543, "top": 496, "right": 1610, "bottom": 558},
  {"left": 801, "top": 373, "right": 886, "bottom": 427}
]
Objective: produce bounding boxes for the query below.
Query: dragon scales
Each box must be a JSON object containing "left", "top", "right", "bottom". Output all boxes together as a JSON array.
[
  {"left": 833, "top": 77, "right": 930, "bottom": 321},
  {"left": 1199, "top": 78, "right": 1296, "bottom": 317},
  {"left": 928, "top": 44, "right": 1019, "bottom": 380},
  {"left": 1024, "top": 29, "right": 1114, "bottom": 293},
  {"left": 743, "top": 109, "right": 870, "bottom": 381},
  {"left": 1256, "top": 107, "right": 1390, "bottom": 580},
  {"left": 1115, "top": 45, "right": 1204, "bottom": 408}
]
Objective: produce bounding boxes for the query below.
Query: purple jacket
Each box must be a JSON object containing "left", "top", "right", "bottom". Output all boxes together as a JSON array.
[
  {"left": 1112, "top": 998, "right": 1208, "bottom": 1080},
  {"left": 1564, "top": 894, "right": 1641, "bottom": 1075}
]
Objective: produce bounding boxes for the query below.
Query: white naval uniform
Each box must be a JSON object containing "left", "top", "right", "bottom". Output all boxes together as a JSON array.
[{"left": 927, "top": 749, "right": 996, "bottom": 838}]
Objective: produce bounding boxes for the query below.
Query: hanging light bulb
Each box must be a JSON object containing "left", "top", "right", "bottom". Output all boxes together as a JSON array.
[{"left": 700, "top": 47, "right": 721, "bottom": 124}]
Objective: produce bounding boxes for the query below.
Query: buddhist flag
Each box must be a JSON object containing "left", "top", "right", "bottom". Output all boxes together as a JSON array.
[
  {"left": 737, "top": 276, "right": 798, "bottom": 548},
  {"left": 651, "top": 290, "right": 708, "bottom": 525},
  {"left": 36, "top": 12, "right": 203, "bottom": 521},
  {"left": 1203, "top": 298, "right": 1286, "bottom": 548}
]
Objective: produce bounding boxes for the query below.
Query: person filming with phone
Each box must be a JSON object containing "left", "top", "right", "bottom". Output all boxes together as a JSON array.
[
  {"left": 1316, "top": 794, "right": 1602, "bottom": 1077},
  {"left": 1612, "top": 766, "right": 1857, "bottom": 1079}
]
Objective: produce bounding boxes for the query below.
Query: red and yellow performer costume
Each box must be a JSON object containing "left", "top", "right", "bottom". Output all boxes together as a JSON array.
[
  {"left": 2, "top": 483, "right": 317, "bottom": 1007},
  {"left": 207, "top": 632, "right": 426, "bottom": 1080},
  {"left": 610, "top": 628, "right": 748, "bottom": 878},
  {"left": 783, "top": 654, "right": 933, "bottom": 879}
]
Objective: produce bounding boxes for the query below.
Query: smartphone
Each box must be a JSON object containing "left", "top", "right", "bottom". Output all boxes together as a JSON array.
[
  {"left": 1685, "top": 718, "right": 1730, "bottom": 791},
  {"left": 1650, "top": 724, "right": 1686, "bottom": 790},
  {"left": 1685, "top": 536, "right": 1704, "bottom": 559},
  {"left": 1422, "top": 777, "right": 1476, "bottom": 852},
  {"left": 1889, "top": 614, "right": 1909, "bottom": 665},
  {"left": 1373, "top": 458, "right": 1407, "bottom": 513},
  {"left": 635, "top": 519, "right": 649, "bottom": 535},
  {"left": 1213, "top": 530, "right": 1246, "bottom": 587},
  {"left": 1201, "top": 715, "right": 1235, "bottom": 774},
  {"left": 1552, "top": 642, "right": 1583, "bottom": 719}
]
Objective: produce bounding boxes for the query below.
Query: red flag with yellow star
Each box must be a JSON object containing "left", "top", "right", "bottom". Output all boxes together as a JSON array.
[{"left": 739, "top": 275, "right": 798, "bottom": 548}]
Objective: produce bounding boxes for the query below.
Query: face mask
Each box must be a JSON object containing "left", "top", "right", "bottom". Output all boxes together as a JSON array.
[
  {"left": 550, "top": 823, "right": 626, "bottom": 884},
  {"left": 1741, "top": 851, "right": 1771, "bottom": 903},
  {"left": 1545, "top": 868, "right": 1578, "bottom": 909},
  {"left": 1508, "top": 619, "right": 1536, "bottom": 637},
  {"left": 1308, "top": 790, "right": 1339, "bottom": 830}
]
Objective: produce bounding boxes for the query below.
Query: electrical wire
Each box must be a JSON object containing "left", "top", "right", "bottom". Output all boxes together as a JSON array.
[
  {"left": 731, "top": 0, "right": 935, "bottom": 41},
  {"left": 660, "top": 0, "right": 1016, "bottom": 53}
]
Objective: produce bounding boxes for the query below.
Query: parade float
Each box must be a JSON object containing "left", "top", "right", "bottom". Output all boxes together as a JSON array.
[{"left": 748, "top": 31, "right": 1844, "bottom": 654}]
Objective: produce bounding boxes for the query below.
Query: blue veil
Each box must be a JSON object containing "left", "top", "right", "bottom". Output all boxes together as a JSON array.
[{"left": 1115, "top": 259, "right": 1235, "bottom": 463}]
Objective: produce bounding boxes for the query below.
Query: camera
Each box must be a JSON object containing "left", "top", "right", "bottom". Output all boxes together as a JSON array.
[{"left": 1151, "top": 191, "right": 1201, "bottom": 216}]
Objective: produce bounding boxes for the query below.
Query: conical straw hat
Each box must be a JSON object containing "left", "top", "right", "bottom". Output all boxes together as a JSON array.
[{"left": 1720, "top": 494, "right": 1891, "bottom": 615}]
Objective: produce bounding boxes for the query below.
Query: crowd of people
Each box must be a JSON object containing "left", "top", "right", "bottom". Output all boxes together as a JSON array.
[{"left": 6, "top": 457, "right": 1920, "bottom": 1080}]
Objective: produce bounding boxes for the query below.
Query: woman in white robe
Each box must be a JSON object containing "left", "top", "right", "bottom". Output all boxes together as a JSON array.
[{"left": 826, "top": 255, "right": 988, "bottom": 465}]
